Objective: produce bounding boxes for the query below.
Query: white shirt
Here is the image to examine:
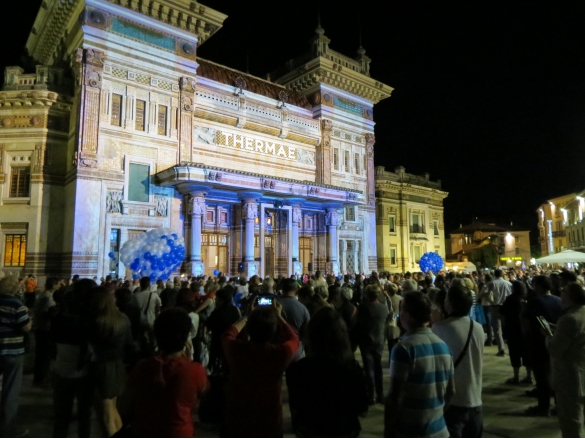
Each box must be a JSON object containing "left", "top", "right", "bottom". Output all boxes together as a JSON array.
[
  {"left": 490, "top": 277, "right": 512, "bottom": 305},
  {"left": 432, "top": 316, "right": 485, "bottom": 408},
  {"left": 131, "top": 289, "right": 161, "bottom": 326}
]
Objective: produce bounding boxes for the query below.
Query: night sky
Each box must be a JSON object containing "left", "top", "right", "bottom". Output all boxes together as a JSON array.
[{"left": 3, "top": 1, "right": 585, "bottom": 244}]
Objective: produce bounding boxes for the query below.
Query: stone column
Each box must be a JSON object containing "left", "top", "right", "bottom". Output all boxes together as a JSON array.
[
  {"left": 179, "top": 77, "right": 196, "bottom": 162},
  {"left": 340, "top": 239, "right": 347, "bottom": 274},
  {"left": 354, "top": 240, "right": 360, "bottom": 274},
  {"left": 118, "top": 228, "right": 129, "bottom": 279},
  {"left": 290, "top": 200, "right": 304, "bottom": 275},
  {"left": 190, "top": 192, "right": 206, "bottom": 276},
  {"left": 325, "top": 207, "right": 340, "bottom": 275},
  {"left": 239, "top": 192, "right": 262, "bottom": 277},
  {"left": 547, "top": 220, "right": 554, "bottom": 254}
]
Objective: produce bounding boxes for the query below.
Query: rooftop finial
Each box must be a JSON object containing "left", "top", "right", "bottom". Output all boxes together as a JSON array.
[
  {"left": 316, "top": 0, "right": 324, "bottom": 35},
  {"left": 357, "top": 11, "right": 365, "bottom": 56}
]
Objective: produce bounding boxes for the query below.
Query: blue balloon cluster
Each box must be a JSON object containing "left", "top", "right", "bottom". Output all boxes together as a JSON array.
[
  {"left": 119, "top": 228, "right": 186, "bottom": 282},
  {"left": 418, "top": 252, "right": 444, "bottom": 274}
]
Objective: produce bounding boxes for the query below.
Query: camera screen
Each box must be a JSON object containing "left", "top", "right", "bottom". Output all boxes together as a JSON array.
[{"left": 257, "top": 296, "right": 273, "bottom": 306}]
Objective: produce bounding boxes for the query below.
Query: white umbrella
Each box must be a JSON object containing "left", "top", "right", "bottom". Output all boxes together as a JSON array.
[{"left": 536, "top": 249, "right": 585, "bottom": 264}]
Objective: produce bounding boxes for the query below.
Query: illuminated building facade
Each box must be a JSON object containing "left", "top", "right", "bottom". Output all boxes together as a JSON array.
[
  {"left": 552, "top": 192, "right": 585, "bottom": 252},
  {"left": 0, "top": 0, "right": 392, "bottom": 280},
  {"left": 374, "top": 166, "right": 448, "bottom": 273},
  {"left": 450, "top": 222, "right": 531, "bottom": 268},
  {"left": 537, "top": 193, "right": 575, "bottom": 256}
]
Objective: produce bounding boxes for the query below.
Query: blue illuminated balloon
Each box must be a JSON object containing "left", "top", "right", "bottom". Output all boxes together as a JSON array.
[
  {"left": 108, "top": 252, "right": 115, "bottom": 259},
  {"left": 419, "top": 252, "right": 444, "bottom": 274},
  {"left": 167, "top": 239, "right": 174, "bottom": 247},
  {"left": 161, "top": 235, "right": 168, "bottom": 240},
  {"left": 213, "top": 269, "right": 220, "bottom": 276},
  {"left": 172, "top": 234, "right": 178, "bottom": 240},
  {"left": 144, "top": 252, "right": 151, "bottom": 260}
]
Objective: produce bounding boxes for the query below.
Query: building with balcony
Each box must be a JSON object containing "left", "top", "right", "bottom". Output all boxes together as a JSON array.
[
  {"left": 450, "top": 222, "right": 531, "bottom": 268},
  {"left": 375, "top": 166, "right": 448, "bottom": 273},
  {"left": 556, "top": 191, "right": 585, "bottom": 252},
  {"left": 537, "top": 193, "right": 576, "bottom": 256},
  {"left": 0, "top": 0, "right": 393, "bottom": 281}
]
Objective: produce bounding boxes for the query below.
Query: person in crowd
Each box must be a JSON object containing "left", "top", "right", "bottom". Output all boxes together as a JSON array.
[
  {"left": 276, "top": 279, "right": 310, "bottom": 362},
  {"left": 383, "top": 282, "right": 403, "bottom": 355},
  {"left": 432, "top": 286, "right": 485, "bottom": 437},
  {"left": 479, "top": 274, "right": 494, "bottom": 345},
  {"left": 545, "top": 282, "right": 585, "bottom": 437},
  {"left": 235, "top": 277, "right": 249, "bottom": 301},
  {"left": 86, "top": 286, "right": 133, "bottom": 436},
  {"left": 487, "top": 269, "right": 512, "bottom": 356},
  {"left": 402, "top": 278, "right": 418, "bottom": 293},
  {"left": 261, "top": 277, "right": 276, "bottom": 296},
  {"left": 120, "top": 308, "right": 207, "bottom": 437},
  {"left": 51, "top": 278, "right": 95, "bottom": 438},
  {"left": 355, "top": 285, "right": 388, "bottom": 405},
  {"left": 351, "top": 276, "right": 365, "bottom": 306},
  {"left": 23, "top": 274, "right": 37, "bottom": 308},
  {"left": 385, "top": 291, "right": 455, "bottom": 438},
  {"left": 32, "top": 276, "right": 58, "bottom": 385},
  {"left": 115, "top": 288, "right": 143, "bottom": 357},
  {"left": 205, "top": 287, "right": 241, "bottom": 372},
  {"left": 313, "top": 270, "right": 328, "bottom": 291},
  {"left": 159, "top": 282, "right": 179, "bottom": 310},
  {"left": 0, "top": 277, "right": 32, "bottom": 437},
  {"left": 500, "top": 281, "right": 533, "bottom": 384},
  {"left": 131, "top": 277, "right": 161, "bottom": 328},
  {"left": 221, "top": 301, "right": 299, "bottom": 437},
  {"left": 431, "top": 288, "right": 448, "bottom": 325},
  {"left": 297, "top": 286, "right": 329, "bottom": 316},
  {"left": 287, "top": 307, "right": 368, "bottom": 437},
  {"left": 328, "top": 285, "right": 356, "bottom": 334},
  {"left": 521, "top": 275, "right": 564, "bottom": 416}
]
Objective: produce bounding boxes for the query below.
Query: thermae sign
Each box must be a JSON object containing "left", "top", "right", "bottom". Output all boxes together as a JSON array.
[{"left": 193, "top": 125, "right": 315, "bottom": 165}]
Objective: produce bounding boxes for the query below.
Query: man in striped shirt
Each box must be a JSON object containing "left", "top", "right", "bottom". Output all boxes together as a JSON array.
[
  {"left": 0, "top": 276, "right": 32, "bottom": 437},
  {"left": 385, "top": 291, "right": 455, "bottom": 438}
]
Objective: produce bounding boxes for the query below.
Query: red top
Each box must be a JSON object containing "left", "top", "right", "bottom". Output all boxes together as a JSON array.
[
  {"left": 222, "top": 322, "right": 299, "bottom": 438},
  {"left": 128, "top": 356, "right": 207, "bottom": 438}
]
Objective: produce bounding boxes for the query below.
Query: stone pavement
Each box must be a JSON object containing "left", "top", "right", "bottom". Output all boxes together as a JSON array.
[{"left": 13, "top": 344, "right": 562, "bottom": 437}]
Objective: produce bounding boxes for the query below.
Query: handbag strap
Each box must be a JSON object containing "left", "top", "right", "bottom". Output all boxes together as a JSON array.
[
  {"left": 143, "top": 292, "right": 152, "bottom": 315},
  {"left": 454, "top": 318, "right": 474, "bottom": 368}
]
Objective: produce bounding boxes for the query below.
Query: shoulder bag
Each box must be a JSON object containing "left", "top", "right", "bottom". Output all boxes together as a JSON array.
[{"left": 454, "top": 318, "right": 474, "bottom": 368}]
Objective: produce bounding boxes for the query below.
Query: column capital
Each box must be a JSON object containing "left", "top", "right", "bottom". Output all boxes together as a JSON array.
[
  {"left": 242, "top": 200, "right": 258, "bottom": 220},
  {"left": 325, "top": 209, "right": 339, "bottom": 227},
  {"left": 191, "top": 195, "right": 206, "bottom": 216},
  {"left": 238, "top": 191, "right": 263, "bottom": 201}
]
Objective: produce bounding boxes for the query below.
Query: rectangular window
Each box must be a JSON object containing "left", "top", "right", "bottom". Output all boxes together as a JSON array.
[
  {"left": 345, "top": 207, "right": 355, "bottom": 221},
  {"left": 4, "top": 234, "right": 26, "bottom": 267},
  {"left": 411, "top": 214, "right": 424, "bottom": 233},
  {"left": 135, "top": 99, "right": 146, "bottom": 131},
  {"left": 128, "top": 163, "right": 150, "bottom": 202},
  {"left": 515, "top": 247, "right": 520, "bottom": 255},
  {"left": 157, "top": 105, "right": 168, "bottom": 135},
  {"left": 220, "top": 212, "right": 228, "bottom": 224},
  {"left": 344, "top": 151, "right": 350, "bottom": 172},
  {"left": 389, "top": 215, "right": 396, "bottom": 233},
  {"left": 413, "top": 246, "right": 422, "bottom": 262},
  {"left": 333, "top": 148, "right": 339, "bottom": 170},
  {"left": 111, "top": 94, "right": 123, "bottom": 127},
  {"left": 206, "top": 210, "right": 215, "bottom": 223},
  {"left": 514, "top": 235, "right": 519, "bottom": 244},
  {"left": 390, "top": 247, "right": 397, "bottom": 266},
  {"left": 10, "top": 167, "right": 31, "bottom": 198},
  {"left": 434, "top": 220, "right": 439, "bottom": 236},
  {"left": 354, "top": 153, "right": 360, "bottom": 174}
]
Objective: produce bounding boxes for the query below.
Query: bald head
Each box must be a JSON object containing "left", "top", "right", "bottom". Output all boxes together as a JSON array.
[{"left": 0, "top": 277, "right": 19, "bottom": 296}]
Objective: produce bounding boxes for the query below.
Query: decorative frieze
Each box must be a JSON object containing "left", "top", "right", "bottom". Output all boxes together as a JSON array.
[
  {"left": 154, "top": 195, "right": 168, "bottom": 217},
  {"left": 106, "top": 190, "right": 123, "bottom": 213}
]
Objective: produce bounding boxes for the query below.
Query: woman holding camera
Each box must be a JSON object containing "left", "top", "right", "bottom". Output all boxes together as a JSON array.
[{"left": 221, "top": 299, "right": 299, "bottom": 437}]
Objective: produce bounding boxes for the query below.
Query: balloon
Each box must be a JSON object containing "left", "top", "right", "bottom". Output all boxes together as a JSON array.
[
  {"left": 161, "top": 235, "right": 168, "bottom": 240},
  {"left": 108, "top": 252, "right": 115, "bottom": 259},
  {"left": 172, "top": 234, "right": 178, "bottom": 240},
  {"left": 419, "top": 252, "right": 444, "bottom": 274},
  {"left": 167, "top": 239, "right": 174, "bottom": 247},
  {"left": 213, "top": 269, "right": 220, "bottom": 276},
  {"left": 144, "top": 252, "right": 151, "bottom": 260}
]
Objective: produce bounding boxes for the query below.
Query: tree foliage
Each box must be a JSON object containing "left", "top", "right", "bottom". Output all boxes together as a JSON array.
[{"left": 470, "top": 244, "right": 500, "bottom": 269}]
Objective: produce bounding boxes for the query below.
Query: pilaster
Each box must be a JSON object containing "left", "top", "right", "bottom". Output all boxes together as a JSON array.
[{"left": 179, "top": 76, "right": 196, "bottom": 163}]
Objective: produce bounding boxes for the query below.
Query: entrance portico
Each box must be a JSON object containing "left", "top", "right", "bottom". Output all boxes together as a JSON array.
[{"left": 156, "top": 162, "right": 363, "bottom": 277}]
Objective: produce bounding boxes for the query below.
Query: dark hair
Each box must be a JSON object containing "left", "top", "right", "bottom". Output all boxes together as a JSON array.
[
  {"left": 305, "top": 307, "right": 353, "bottom": 365},
  {"left": 281, "top": 278, "right": 298, "bottom": 294},
  {"left": 447, "top": 286, "right": 473, "bottom": 317},
  {"left": 402, "top": 291, "right": 432, "bottom": 324},
  {"left": 154, "top": 308, "right": 192, "bottom": 354},
  {"left": 45, "top": 276, "right": 60, "bottom": 290},
  {"left": 424, "top": 276, "right": 433, "bottom": 287},
  {"left": 247, "top": 307, "right": 278, "bottom": 343},
  {"left": 216, "top": 287, "right": 234, "bottom": 305},
  {"left": 315, "top": 270, "right": 322, "bottom": 278},
  {"left": 494, "top": 269, "right": 503, "bottom": 278},
  {"left": 559, "top": 271, "right": 578, "bottom": 283},
  {"left": 87, "top": 286, "right": 124, "bottom": 341},
  {"left": 176, "top": 288, "right": 196, "bottom": 311},
  {"left": 115, "top": 288, "right": 132, "bottom": 305},
  {"left": 297, "top": 286, "right": 313, "bottom": 301},
  {"left": 364, "top": 285, "right": 381, "bottom": 302},
  {"left": 139, "top": 277, "right": 151, "bottom": 290},
  {"left": 484, "top": 274, "right": 493, "bottom": 282},
  {"left": 511, "top": 280, "right": 526, "bottom": 298},
  {"left": 565, "top": 282, "right": 585, "bottom": 305},
  {"left": 533, "top": 275, "right": 552, "bottom": 293}
]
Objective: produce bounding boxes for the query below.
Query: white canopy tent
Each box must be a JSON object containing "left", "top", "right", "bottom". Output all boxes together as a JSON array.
[{"left": 535, "top": 249, "right": 585, "bottom": 264}]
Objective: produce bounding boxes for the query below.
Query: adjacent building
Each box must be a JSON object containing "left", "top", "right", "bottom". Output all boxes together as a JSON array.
[
  {"left": 551, "top": 191, "right": 585, "bottom": 252},
  {"left": 0, "top": 0, "right": 392, "bottom": 281},
  {"left": 537, "top": 193, "right": 575, "bottom": 256},
  {"left": 375, "top": 166, "right": 448, "bottom": 273},
  {"left": 450, "top": 222, "right": 531, "bottom": 268}
]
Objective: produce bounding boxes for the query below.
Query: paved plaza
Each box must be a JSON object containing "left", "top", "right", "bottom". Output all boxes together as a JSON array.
[{"left": 11, "top": 343, "right": 562, "bottom": 438}]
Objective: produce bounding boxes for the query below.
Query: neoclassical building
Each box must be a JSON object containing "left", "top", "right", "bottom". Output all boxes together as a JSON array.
[
  {"left": 0, "top": 0, "right": 392, "bottom": 281},
  {"left": 375, "top": 166, "right": 448, "bottom": 273}
]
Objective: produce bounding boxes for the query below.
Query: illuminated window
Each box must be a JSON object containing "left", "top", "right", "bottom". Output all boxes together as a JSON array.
[
  {"left": 389, "top": 215, "right": 396, "bottom": 233},
  {"left": 111, "top": 94, "right": 123, "bottom": 127},
  {"left": 333, "top": 148, "right": 339, "bottom": 170},
  {"left": 344, "top": 151, "right": 350, "bottom": 172},
  {"left": 434, "top": 220, "right": 439, "bottom": 236},
  {"left": 128, "top": 163, "right": 150, "bottom": 202},
  {"left": 206, "top": 210, "right": 215, "bottom": 223},
  {"left": 390, "top": 246, "right": 397, "bottom": 266},
  {"left": 135, "top": 99, "right": 146, "bottom": 131},
  {"left": 345, "top": 207, "right": 355, "bottom": 221},
  {"left": 354, "top": 153, "right": 360, "bottom": 174},
  {"left": 4, "top": 234, "right": 26, "bottom": 267},
  {"left": 220, "top": 212, "right": 228, "bottom": 223},
  {"left": 413, "top": 246, "right": 422, "bottom": 262},
  {"left": 411, "top": 214, "right": 424, "bottom": 233},
  {"left": 157, "top": 105, "right": 168, "bottom": 135},
  {"left": 10, "top": 167, "right": 30, "bottom": 198}
]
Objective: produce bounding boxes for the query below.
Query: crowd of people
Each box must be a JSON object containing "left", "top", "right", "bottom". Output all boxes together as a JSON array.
[{"left": 0, "top": 266, "right": 584, "bottom": 437}]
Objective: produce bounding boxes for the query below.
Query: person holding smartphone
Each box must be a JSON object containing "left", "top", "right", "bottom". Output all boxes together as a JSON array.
[{"left": 221, "top": 298, "right": 299, "bottom": 437}]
